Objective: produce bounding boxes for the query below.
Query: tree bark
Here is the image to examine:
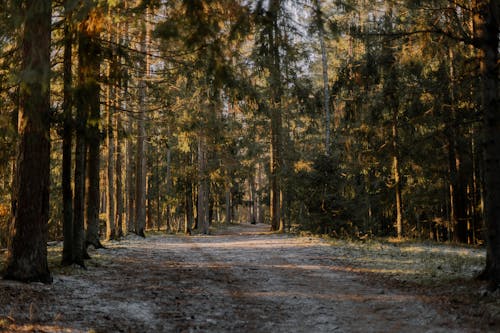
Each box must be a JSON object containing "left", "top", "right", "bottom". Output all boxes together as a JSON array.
[
  {"left": 3, "top": 0, "right": 52, "bottom": 283},
  {"left": 447, "top": 48, "right": 468, "bottom": 243},
  {"left": 106, "top": 48, "right": 116, "bottom": 241},
  {"left": 185, "top": 175, "right": 194, "bottom": 234},
  {"left": 135, "top": 7, "right": 149, "bottom": 238},
  {"left": 198, "top": 136, "right": 209, "bottom": 234},
  {"left": 115, "top": 85, "right": 124, "bottom": 238},
  {"left": 268, "top": 0, "right": 284, "bottom": 232},
  {"left": 475, "top": 0, "right": 500, "bottom": 288},
  {"left": 313, "top": 0, "right": 331, "bottom": 155},
  {"left": 61, "top": 3, "right": 74, "bottom": 266},
  {"left": 392, "top": 111, "right": 403, "bottom": 239},
  {"left": 84, "top": 8, "right": 104, "bottom": 250}
]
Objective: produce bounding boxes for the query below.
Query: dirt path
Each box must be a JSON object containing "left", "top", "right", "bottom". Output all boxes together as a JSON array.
[{"left": 0, "top": 223, "right": 483, "bottom": 332}]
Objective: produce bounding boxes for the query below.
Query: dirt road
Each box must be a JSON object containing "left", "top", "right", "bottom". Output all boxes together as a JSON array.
[{"left": 0, "top": 223, "right": 482, "bottom": 332}]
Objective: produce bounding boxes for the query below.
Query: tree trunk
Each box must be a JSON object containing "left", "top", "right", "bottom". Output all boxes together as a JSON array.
[
  {"left": 125, "top": 78, "right": 135, "bottom": 235},
  {"left": 475, "top": 0, "right": 500, "bottom": 288},
  {"left": 198, "top": 136, "right": 209, "bottom": 234},
  {"left": 84, "top": 10, "right": 104, "bottom": 250},
  {"left": 165, "top": 145, "right": 172, "bottom": 232},
  {"left": 445, "top": 47, "right": 468, "bottom": 243},
  {"left": 106, "top": 52, "right": 116, "bottom": 241},
  {"left": 61, "top": 4, "right": 74, "bottom": 266},
  {"left": 268, "top": 0, "right": 284, "bottom": 232},
  {"left": 115, "top": 107, "right": 124, "bottom": 238},
  {"left": 3, "top": 0, "right": 52, "bottom": 283},
  {"left": 313, "top": 0, "right": 331, "bottom": 155},
  {"left": 392, "top": 113, "right": 403, "bottom": 239},
  {"left": 185, "top": 176, "right": 194, "bottom": 234},
  {"left": 134, "top": 8, "right": 149, "bottom": 238},
  {"left": 73, "top": 95, "right": 87, "bottom": 267},
  {"left": 225, "top": 182, "right": 231, "bottom": 224}
]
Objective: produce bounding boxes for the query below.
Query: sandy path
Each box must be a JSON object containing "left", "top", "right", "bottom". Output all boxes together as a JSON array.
[{"left": 0, "top": 223, "right": 479, "bottom": 332}]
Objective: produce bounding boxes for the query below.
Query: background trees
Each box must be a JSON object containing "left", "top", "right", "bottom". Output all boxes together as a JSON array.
[{"left": 1, "top": 0, "right": 499, "bottom": 287}]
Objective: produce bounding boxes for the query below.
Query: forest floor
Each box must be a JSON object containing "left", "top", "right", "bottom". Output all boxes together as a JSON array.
[{"left": 1, "top": 223, "right": 499, "bottom": 332}]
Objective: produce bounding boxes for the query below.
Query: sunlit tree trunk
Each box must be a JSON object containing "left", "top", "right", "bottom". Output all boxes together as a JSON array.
[{"left": 4, "top": 0, "right": 52, "bottom": 283}]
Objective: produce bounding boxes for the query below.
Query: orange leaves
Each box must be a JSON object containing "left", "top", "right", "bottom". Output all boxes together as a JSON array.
[{"left": 79, "top": 7, "right": 105, "bottom": 35}]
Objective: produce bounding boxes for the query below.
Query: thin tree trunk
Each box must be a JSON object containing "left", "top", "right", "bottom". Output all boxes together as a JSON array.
[
  {"left": 165, "top": 145, "right": 172, "bottom": 232},
  {"left": 4, "top": 0, "right": 52, "bottom": 283},
  {"left": 134, "top": 7, "right": 149, "bottom": 238},
  {"left": 268, "top": 0, "right": 284, "bottom": 232},
  {"left": 125, "top": 78, "right": 134, "bottom": 235},
  {"left": 198, "top": 136, "right": 209, "bottom": 234},
  {"left": 313, "top": 0, "right": 331, "bottom": 155},
  {"left": 61, "top": 4, "right": 74, "bottom": 266},
  {"left": 185, "top": 175, "right": 194, "bottom": 234},
  {"left": 106, "top": 51, "right": 116, "bottom": 241},
  {"left": 115, "top": 107, "right": 124, "bottom": 238},
  {"left": 392, "top": 115, "right": 403, "bottom": 239}
]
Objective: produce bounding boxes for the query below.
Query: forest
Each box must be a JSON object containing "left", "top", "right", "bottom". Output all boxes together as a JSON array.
[{"left": 0, "top": 0, "right": 499, "bottom": 294}]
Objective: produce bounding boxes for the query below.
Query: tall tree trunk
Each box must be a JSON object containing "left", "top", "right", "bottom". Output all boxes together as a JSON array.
[
  {"left": 135, "top": 7, "right": 149, "bottom": 237},
  {"left": 268, "top": 0, "right": 284, "bottom": 232},
  {"left": 115, "top": 85, "right": 124, "bottom": 238},
  {"left": 84, "top": 8, "right": 104, "bottom": 250},
  {"left": 126, "top": 124, "right": 135, "bottom": 234},
  {"left": 61, "top": 4, "right": 74, "bottom": 266},
  {"left": 447, "top": 48, "right": 468, "bottom": 243},
  {"left": 313, "top": 0, "right": 331, "bottom": 155},
  {"left": 106, "top": 47, "right": 116, "bottom": 241},
  {"left": 475, "top": 0, "right": 500, "bottom": 288},
  {"left": 4, "top": 0, "right": 52, "bottom": 283},
  {"left": 73, "top": 90, "right": 87, "bottom": 267}
]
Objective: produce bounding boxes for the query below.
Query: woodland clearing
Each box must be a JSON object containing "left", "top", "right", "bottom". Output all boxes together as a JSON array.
[{"left": 0, "top": 223, "right": 499, "bottom": 332}]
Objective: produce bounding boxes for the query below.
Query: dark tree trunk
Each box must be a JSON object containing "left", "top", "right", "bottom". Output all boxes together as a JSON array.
[
  {"left": 73, "top": 109, "right": 87, "bottom": 267},
  {"left": 185, "top": 176, "right": 194, "bottom": 234},
  {"left": 83, "top": 11, "right": 104, "bottom": 251},
  {"left": 115, "top": 103, "right": 124, "bottom": 238},
  {"left": 106, "top": 58, "right": 116, "bottom": 241},
  {"left": 475, "top": 0, "right": 500, "bottom": 288},
  {"left": 61, "top": 4, "right": 74, "bottom": 266},
  {"left": 3, "top": 0, "right": 52, "bottom": 283},
  {"left": 73, "top": 6, "right": 102, "bottom": 266},
  {"left": 135, "top": 9, "right": 148, "bottom": 238}
]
